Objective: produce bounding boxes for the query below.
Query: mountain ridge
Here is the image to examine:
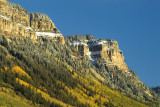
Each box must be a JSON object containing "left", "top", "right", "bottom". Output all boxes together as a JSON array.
[
  {"left": 0, "top": 0, "right": 65, "bottom": 44},
  {"left": 0, "top": 0, "right": 159, "bottom": 106}
]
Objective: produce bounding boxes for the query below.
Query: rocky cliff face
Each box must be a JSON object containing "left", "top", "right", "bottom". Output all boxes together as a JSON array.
[
  {"left": 65, "top": 35, "right": 155, "bottom": 100},
  {"left": 29, "top": 12, "right": 65, "bottom": 44},
  {"left": 0, "top": 0, "right": 65, "bottom": 44},
  {"left": 0, "top": 0, "right": 35, "bottom": 39},
  {"left": 67, "top": 35, "right": 128, "bottom": 72}
]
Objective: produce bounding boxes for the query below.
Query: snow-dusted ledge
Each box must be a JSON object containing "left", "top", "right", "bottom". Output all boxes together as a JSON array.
[
  {"left": 86, "top": 51, "right": 101, "bottom": 61},
  {"left": 70, "top": 42, "right": 88, "bottom": 46},
  {"left": 36, "top": 32, "right": 62, "bottom": 38},
  {"left": 0, "top": 15, "right": 10, "bottom": 21},
  {"left": 18, "top": 23, "right": 33, "bottom": 31}
]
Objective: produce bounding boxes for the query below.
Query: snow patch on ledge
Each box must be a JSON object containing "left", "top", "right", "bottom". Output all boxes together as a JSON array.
[
  {"left": 0, "top": 15, "right": 10, "bottom": 21},
  {"left": 70, "top": 42, "right": 88, "bottom": 46},
  {"left": 36, "top": 32, "right": 62, "bottom": 37},
  {"left": 86, "top": 51, "right": 101, "bottom": 63},
  {"left": 18, "top": 23, "right": 33, "bottom": 31},
  {"left": 98, "top": 41, "right": 107, "bottom": 45},
  {"left": 107, "top": 46, "right": 115, "bottom": 51},
  {"left": 87, "top": 40, "right": 107, "bottom": 46}
]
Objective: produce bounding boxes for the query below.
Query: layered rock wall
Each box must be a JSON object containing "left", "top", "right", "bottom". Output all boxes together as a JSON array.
[
  {"left": 70, "top": 38, "right": 128, "bottom": 72},
  {"left": 29, "top": 12, "right": 65, "bottom": 44},
  {"left": 0, "top": 0, "right": 65, "bottom": 44},
  {"left": 0, "top": 0, "right": 35, "bottom": 39}
]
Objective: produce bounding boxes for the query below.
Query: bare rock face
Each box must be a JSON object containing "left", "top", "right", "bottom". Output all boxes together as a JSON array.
[
  {"left": 28, "top": 12, "right": 65, "bottom": 44},
  {"left": 69, "top": 36, "right": 129, "bottom": 72},
  {"left": 0, "top": 0, "right": 36, "bottom": 39},
  {"left": 0, "top": 0, "right": 65, "bottom": 44},
  {"left": 29, "top": 13, "right": 55, "bottom": 32}
]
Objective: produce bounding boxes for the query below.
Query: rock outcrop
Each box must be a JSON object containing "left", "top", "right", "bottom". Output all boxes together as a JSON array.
[
  {"left": 0, "top": 0, "right": 35, "bottom": 39},
  {"left": 0, "top": 0, "right": 65, "bottom": 44},
  {"left": 66, "top": 35, "right": 129, "bottom": 72},
  {"left": 29, "top": 12, "right": 65, "bottom": 44}
]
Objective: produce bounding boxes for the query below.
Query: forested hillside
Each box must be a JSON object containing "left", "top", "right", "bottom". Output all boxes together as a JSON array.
[
  {"left": 0, "top": 35, "right": 159, "bottom": 106},
  {"left": 152, "top": 87, "right": 160, "bottom": 95}
]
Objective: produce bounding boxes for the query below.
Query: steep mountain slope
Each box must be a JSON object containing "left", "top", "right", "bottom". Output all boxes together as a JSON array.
[
  {"left": 0, "top": 85, "right": 37, "bottom": 107},
  {"left": 0, "top": 36, "right": 150, "bottom": 107},
  {"left": 0, "top": 0, "right": 159, "bottom": 106},
  {"left": 65, "top": 35, "right": 158, "bottom": 102},
  {"left": 152, "top": 86, "right": 160, "bottom": 95}
]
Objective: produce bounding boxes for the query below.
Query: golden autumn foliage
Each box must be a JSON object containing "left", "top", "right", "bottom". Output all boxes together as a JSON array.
[
  {"left": 72, "top": 72, "right": 78, "bottom": 78},
  {"left": 0, "top": 87, "right": 36, "bottom": 107},
  {"left": 4, "top": 67, "right": 7, "bottom": 71},
  {"left": 1, "top": 66, "right": 8, "bottom": 72},
  {"left": 57, "top": 71, "right": 148, "bottom": 107},
  {"left": 11, "top": 66, "right": 31, "bottom": 79},
  {"left": 1, "top": 64, "right": 149, "bottom": 107},
  {"left": 0, "top": 36, "right": 154, "bottom": 106},
  {"left": 16, "top": 78, "right": 70, "bottom": 107}
]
